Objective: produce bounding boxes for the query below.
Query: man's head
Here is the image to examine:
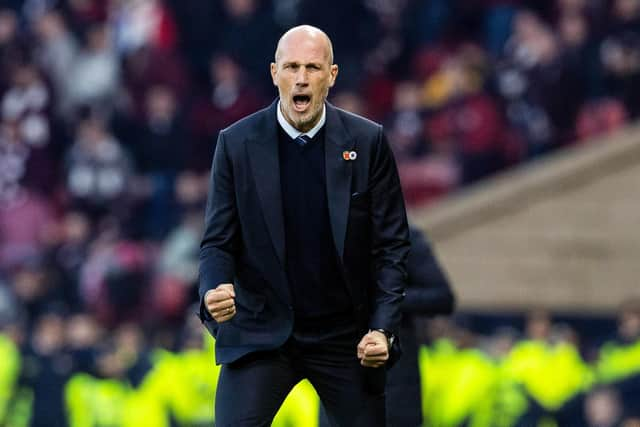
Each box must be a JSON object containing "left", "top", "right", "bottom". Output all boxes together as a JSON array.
[{"left": 271, "top": 25, "right": 338, "bottom": 132}]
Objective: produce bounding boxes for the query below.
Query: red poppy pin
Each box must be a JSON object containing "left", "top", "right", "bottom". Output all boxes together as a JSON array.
[{"left": 342, "top": 151, "right": 357, "bottom": 161}]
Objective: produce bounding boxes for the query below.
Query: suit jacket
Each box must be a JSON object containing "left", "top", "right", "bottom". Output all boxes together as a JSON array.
[
  {"left": 401, "top": 226, "right": 455, "bottom": 318},
  {"left": 198, "top": 100, "right": 410, "bottom": 364}
]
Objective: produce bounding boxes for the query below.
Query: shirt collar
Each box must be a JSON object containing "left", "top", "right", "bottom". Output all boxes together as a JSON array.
[{"left": 277, "top": 100, "right": 326, "bottom": 140}]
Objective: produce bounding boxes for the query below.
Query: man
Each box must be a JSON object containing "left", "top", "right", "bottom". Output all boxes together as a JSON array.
[
  {"left": 386, "top": 226, "right": 455, "bottom": 426},
  {"left": 198, "top": 25, "right": 410, "bottom": 426}
]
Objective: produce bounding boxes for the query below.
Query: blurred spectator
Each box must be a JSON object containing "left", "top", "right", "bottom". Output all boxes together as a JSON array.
[
  {"left": 0, "top": 8, "right": 21, "bottom": 92},
  {"left": 157, "top": 175, "right": 203, "bottom": 285},
  {"left": 557, "top": 9, "right": 603, "bottom": 99},
  {"left": 188, "top": 53, "right": 263, "bottom": 171},
  {"left": 297, "top": 0, "right": 379, "bottom": 88},
  {"left": 134, "top": 84, "right": 184, "bottom": 174},
  {"left": 584, "top": 387, "right": 624, "bottom": 427},
  {"left": 33, "top": 10, "right": 78, "bottom": 119},
  {"left": 65, "top": 312, "right": 101, "bottom": 374},
  {"left": 0, "top": 276, "right": 22, "bottom": 326},
  {"left": 617, "top": 300, "right": 640, "bottom": 344},
  {"left": 217, "top": 0, "right": 280, "bottom": 91},
  {"left": 595, "top": 301, "right": 640, "bottom": 417},
  {"left": 165, "top": 0, "right": 222, "bottom": 72},
  {"left": 483, "top": 326, "right": 520, "bottom": 359},
  {"left": 600, "top": 35, "right": 640, "bottom": 117},
  {"left": 387, "top": 79, "right": 461, "bottom": 205},
  {"left": 497, "top": 10, "right": 584, "bottom": 154},
  {"left": 130, "top": 84, "right": 186, "bottom": 239},
  {"left": 65, "top": 113, "right": 132, "bottom": 220},
  {"left": 360, "top": 0, "right": 413, "bottom": 78},
  {"left": 65, "top": 24, "right": 119, "bottom": 116},
  {"left": 0, "top": 190, "right": 55, "bottom": 269},
  {"left": 22, "top": 310, "right": 72, "bottom": 427},
  {"left": 387, "top": 81, "right": 429, "bottom": 162},
  {"left": 50, "top": 211, "right": 93, "bottom": 309},
  {"left": 10, "top": 259, "right": 63, "bottom": 326},
  {"left": 79, "top": 237, "right": 152, "bottom": 326},
  {"left": 1, "top": 60, "right": 57, "bottom": 194},
  {"left": 526, "top": 308, "right": 553, "bottom": 341},
  {"left": 330, "top": 90, "right": 366, "bottom": 116},
  {"left": 576, "top": 98, "right": 628, "bottom": 140},
  {"left": 112, "top": 323, "right": 152, "bottom": 386},
  {"left": 121, "top": 45, "right": 189, "bottom": 119},
  {"left": 110, "top": 0, "right": 178, "bottom": 54},
  {"left": 153, "top": 171, "right": 205, "bottom": 321}
]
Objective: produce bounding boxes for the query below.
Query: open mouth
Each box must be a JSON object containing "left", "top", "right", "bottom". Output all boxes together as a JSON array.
[{"left": 292, "top": 95, "right": 311, "bottom": 111}]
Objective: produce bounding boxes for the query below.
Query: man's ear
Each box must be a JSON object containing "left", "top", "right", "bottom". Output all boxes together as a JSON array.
[
  {"left": 329, "top": 64, "right": 339, "bottom": 87},
  {"left": 270, "top": 62, "right": 278, "bottom": 86}
]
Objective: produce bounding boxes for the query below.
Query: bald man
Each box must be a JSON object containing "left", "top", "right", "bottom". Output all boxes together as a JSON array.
[{"left": 199, "top": 25, "right": 410, "bottom": 426}]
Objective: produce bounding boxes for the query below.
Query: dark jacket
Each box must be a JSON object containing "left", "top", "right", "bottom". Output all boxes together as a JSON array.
[
  {"left": 386, "top": 225, "right": 455, "bottom": 427},
  {"left": 198, "top": 100, "right": 410, "bottom": 364}
]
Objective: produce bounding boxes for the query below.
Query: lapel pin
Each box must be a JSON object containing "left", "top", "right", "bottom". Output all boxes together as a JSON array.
[{"left": 342, "top": 151, "right": 357, "bottom": 161}]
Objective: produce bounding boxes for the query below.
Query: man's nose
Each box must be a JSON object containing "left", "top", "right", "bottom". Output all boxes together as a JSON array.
[{"left": 295, "top": 68, "right": 309, "bottom": 85}]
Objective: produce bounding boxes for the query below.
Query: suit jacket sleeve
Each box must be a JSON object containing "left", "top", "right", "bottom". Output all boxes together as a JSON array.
[
  {"left": 198, "top": 131, "right": 241, "bottom": 322},
  {"left": 367, "top": 127, "right": 410, "bottom": 336}
]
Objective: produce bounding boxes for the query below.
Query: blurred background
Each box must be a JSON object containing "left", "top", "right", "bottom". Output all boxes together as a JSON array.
[{"left": 0, "top": 0, "right": 639, "bottom": 425}]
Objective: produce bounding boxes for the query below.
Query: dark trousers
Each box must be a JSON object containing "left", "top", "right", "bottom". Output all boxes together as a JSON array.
[{"left": 214, "top": 330, "right": 386, "bottom": 427}]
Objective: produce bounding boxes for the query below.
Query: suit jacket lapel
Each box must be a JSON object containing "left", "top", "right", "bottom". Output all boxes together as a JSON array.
[
  {"left": 246, "top": 101, "right": 286, "bottom": 267},
  {"left": 324, "top": 103, "right": 354, "bottom": 260},
  {"left": 246, "top": 101, "right": 353, "bottom": 266}
]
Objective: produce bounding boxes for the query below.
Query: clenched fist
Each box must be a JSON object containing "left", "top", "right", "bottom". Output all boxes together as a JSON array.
[
  {"left": 357, "top": 330, "right": 389, "bottom": 368},
  {"left": 205, "top": 284, "right": 236, "bottom": 323}
]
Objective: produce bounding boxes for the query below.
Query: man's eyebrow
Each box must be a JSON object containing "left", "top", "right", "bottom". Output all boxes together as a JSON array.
[{"left": 281, "top": 61, "right": 324, "bottom": 66}]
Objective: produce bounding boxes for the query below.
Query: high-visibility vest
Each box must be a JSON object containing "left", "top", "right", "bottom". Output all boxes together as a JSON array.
[
  {"left": 3, "top": 387, "right": 32, "bottom": 427},
  {"left": 272, "top": 380, "right": 319, "bottom": 427},
  {"left": 596, "top": 340, "right": 640, "bottom": 384},
  {"left": 65, "top": 373, "right": 168, "bottom": 427},
  {"left": 0, "top": 335, "right": 20, "bottom": 422},
  {"left": 122, "top": 376, "right": 168, "bottom": 427},
  {"left": 501, "top": 340, "right": 593, "bottom": 410},
  {"left": 146, "top": 348, "right": 219, "bottom": 425},
  {"left": 66, "top": 374, "right": 129, "bottom": 427},
  {"left": 0, "top": 335, "right": 31, "bottom": 427},
  {"left": 468, "top": 366, "right": 529, "bottom": 427},
  {"left": 419, "top": 339, "right": 497, "bottom": 427}
]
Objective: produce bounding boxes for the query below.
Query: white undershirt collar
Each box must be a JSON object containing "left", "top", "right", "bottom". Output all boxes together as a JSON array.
[{"left": 277, "top": 100, "right": 326, "bottom": 139}]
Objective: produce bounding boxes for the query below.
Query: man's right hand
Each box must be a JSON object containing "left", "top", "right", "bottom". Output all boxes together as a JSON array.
[{"left": 205, "top": 284, "right": 236, "bottom": 323}]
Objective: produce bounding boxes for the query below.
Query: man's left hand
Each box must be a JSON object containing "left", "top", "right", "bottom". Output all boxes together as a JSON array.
[{"left": 357, "top": 330, "right": 389, "bottom": 368}]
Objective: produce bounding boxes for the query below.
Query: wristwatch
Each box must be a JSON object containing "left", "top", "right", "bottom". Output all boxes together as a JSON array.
[{"left": 371, "top": 328, "right": 395, "bottom": 348}]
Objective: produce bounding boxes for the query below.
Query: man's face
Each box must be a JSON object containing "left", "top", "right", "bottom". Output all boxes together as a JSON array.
[{"left": 271, "top": 32, "right": 338, "bottom": 132}]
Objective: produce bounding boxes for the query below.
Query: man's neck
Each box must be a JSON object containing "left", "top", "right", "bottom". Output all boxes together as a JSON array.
[{"left": 277, "top": 101, "right": 326, "bottom": 139}]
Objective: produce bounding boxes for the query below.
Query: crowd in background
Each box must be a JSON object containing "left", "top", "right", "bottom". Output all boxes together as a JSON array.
[{"left": 1, "top": 0, "right": 640, "bottom": 425}]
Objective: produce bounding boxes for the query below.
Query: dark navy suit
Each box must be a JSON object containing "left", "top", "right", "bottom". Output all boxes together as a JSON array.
[{"left": 198, "top": 100, "right": 410, "bottom": 426}]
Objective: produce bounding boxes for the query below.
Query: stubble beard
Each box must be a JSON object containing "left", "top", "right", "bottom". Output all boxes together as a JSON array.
[{"left": 285, "top": 99, "right": 324, "bottom": 132}]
